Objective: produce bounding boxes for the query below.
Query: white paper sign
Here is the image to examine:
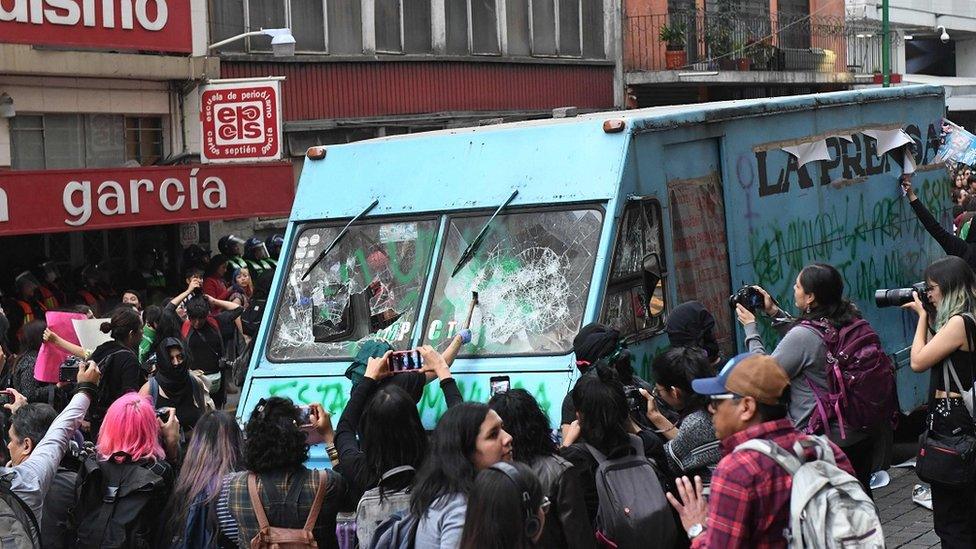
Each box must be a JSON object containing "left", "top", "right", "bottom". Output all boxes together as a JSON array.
[{"left": 72, "top": 318, "right": 113, "bottom": 351}]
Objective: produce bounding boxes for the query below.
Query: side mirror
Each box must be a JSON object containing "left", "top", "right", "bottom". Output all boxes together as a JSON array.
[{"left": 641, "top": 252, "right": 665, "bottom": 318}]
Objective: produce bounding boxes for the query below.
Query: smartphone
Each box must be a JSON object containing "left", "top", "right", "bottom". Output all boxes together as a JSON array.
[
  {"left": 489, "top": 376, "right": 511, "bottom": 397},
  {"left": 297, "top": 405, "right": 313, "bottom": 426},
  {"left": 156, "top": 408, "right": 171, "bottom": 422},
  {"left": 390, "top": 350, "right": 423, "bottom": 373}
]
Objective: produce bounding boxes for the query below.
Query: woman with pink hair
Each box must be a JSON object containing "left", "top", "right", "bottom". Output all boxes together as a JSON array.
[{"left": 70, "top": 393, "right": 180, "bottom": 547}]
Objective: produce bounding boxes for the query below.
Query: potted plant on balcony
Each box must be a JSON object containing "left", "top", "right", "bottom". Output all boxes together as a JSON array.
[
  {"left": 659, "top": 21, "right": 687, "bottom": 70},
  {"left": 705, "top": 26, "right": 735, "bottom": 70},
  {"left": 746, "top": 36, "right": 776, "bottom": 71},
  {"left": 733, "top": 40, "right": 751, "bottom": 70}
]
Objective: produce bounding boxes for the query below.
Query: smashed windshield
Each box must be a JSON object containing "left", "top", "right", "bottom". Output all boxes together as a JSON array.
[
  {"left": 268, "top": 218, "right": 439, "bottom": 361},
  {"left": 424, "top": 207, "right": 604, "bottom": 356}
]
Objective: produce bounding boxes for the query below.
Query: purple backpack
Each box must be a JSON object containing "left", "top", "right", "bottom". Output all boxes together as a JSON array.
[{"left": 800, "top": 318, "right": 897, "bottom": 438}]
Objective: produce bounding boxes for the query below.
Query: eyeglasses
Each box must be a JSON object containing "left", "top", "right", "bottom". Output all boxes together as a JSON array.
[{"left": 539, "top": 496, "right": 551, "bottom": 515}]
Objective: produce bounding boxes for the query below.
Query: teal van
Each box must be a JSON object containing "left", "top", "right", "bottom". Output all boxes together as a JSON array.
[{"left": 239, "top": 85, "right": 949, "bottom": 467}]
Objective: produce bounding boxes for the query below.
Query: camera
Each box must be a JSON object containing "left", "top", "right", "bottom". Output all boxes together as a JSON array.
[
  {"left": 0, "top": 390, "right": 11, "bottom": 406},
  {"left": 59, "top": 356, "right": 83, "bottom": 383},
  {"left": 624, "top": 385, "right": 647, "bottom": 416},
  {"left": 875, "top": 282, "right": 929, "bottom": 308},
  {"left": 729, "top": 286, "right": 765, "bottom": 312},
  {"left": 155, "top": 408, "right": 171, "bottom": 422}
]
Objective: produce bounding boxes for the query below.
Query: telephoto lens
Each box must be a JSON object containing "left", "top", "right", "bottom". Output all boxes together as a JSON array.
[{"left": 874, "top": 287, "right": 917, "bottom": 308}]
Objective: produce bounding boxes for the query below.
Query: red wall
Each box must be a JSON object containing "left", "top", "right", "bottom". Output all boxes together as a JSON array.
[{"left": 221, "top": 61, "right": 615, "bottom": 121}]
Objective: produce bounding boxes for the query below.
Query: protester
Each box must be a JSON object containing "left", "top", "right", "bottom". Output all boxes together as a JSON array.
[
  {"left": 667, "top": 353, "right": 856, "bottom": 546},
  {"left": 335, "top": 346, "right": 460, "bottom": 502},
  {"left": 227, "top": 267, "right": 254, "bottom": 310},
  {"left": 163, "top": 411, "right": 243, "bottom": 548},
  {"left": 1, "top": 360, "right": 100, "bottom": 523},
  {"left": 121, "top": 289, "right": 143, "bottom": 313},
  {"left": 216, "top": 397, "right": 347, "bottom": 549},
  {"left": 559, "top": 364, "right": 669, "bottom": 530},
  {"left": 139, "top": 337, "right": 214, "bottom": 433},
  {"left": 902, "top": 173, "right": 976, "bottom": 271},
  {"left": 736, "top": 263, "right": 885, "bottom": 495},
  {"left": 665, "top": 301, "right": 723, "bottom": 366},
  {"left": 643, "top": 347, "right": 721, "bottom": 484},
  {"left": 204, "top": 254, "right": 233, "bottom": 302},
  {"left": 411, "top": 402, "right": 513, "bottom": 548},
  {"left": 167, "top": 280, "right": 242, "bottom": 409},
  {"left": 71, "top": 392, "right": 178, "bottom": 547},
  {"left": 488, "top": 388, "right": 593, "bottom": 549},
  {"left": 88, "top": 306, "right": 145, "bottom": 435},
  {"left": 11, "top": 320, "right": 46, "bottom": 399},
  {"left": 902, "top": 255, "right": 976, "bottom": 547},
  {"left": 140, "top": 304, "right": 162, "bottom": 364},
  {"left": 459, "top": 462, "right": 549, "bottom": 549}
]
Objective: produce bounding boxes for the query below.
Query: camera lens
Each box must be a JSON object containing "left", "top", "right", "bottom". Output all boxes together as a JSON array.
[{"left": 874, "top": 288, "right": 915, "bottom": 308}]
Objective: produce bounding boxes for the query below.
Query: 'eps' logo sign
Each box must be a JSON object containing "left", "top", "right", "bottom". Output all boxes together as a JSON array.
[{"left": 200, "top": 79, "right": 283, "bottom": 164}]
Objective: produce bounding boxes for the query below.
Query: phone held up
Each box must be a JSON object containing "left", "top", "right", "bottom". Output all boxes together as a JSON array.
[
  {"left": 298, "top": 405, "right": 325, "bottom": 445},
  {"left": 389, "top": 350, "right": 423, "bottom": 373},
  {"left": 490, "top": 376, "right": 510, "bottom": 397}
]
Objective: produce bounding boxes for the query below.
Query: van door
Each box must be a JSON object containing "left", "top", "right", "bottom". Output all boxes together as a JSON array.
[{"left": 664, "top": 138, "right": 734, "bottom": 354}]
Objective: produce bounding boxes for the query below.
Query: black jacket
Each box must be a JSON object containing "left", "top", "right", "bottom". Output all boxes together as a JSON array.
[
  {"left": 89, "top": 341, "right": 144, "bottom": 432},
  {"left": 529, "top": 454, "right": 596, "bottom": 549}
]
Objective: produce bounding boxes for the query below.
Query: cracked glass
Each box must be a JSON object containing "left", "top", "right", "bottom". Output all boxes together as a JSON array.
[
  {"left": 268, "top": 217, "right": 439, "bottom": 361},
  {"left": 424, "top": 207, "right": 604, "bottom": 356}
]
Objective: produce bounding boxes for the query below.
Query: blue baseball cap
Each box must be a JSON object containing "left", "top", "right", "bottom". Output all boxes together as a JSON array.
[{"left": 692, "top": 352, "right": 789, "bottom": 405}]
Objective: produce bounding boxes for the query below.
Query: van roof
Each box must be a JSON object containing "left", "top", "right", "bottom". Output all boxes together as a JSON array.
[{"left": 291, "top": 84, "right": 943, "bottom": 222}]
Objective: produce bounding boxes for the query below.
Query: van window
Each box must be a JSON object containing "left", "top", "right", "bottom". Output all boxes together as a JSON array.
[
  {"left": 267, "top": 217, "right": 439, "bottom": 362},
  {"left": 424, "top": 207, "right": 604, "bottom": 356},
  {"left": 601, "top": 200, "right": 667, "bottom": 338}
]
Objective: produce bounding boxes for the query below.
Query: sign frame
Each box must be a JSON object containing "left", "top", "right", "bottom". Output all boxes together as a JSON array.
[{"left": 200, "top": 77, "right": 286, "bottom": 164}]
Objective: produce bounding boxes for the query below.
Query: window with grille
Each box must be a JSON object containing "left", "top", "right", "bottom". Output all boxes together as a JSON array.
[{"left": 10, "top": 114, "right": 160, "bottom": 170}]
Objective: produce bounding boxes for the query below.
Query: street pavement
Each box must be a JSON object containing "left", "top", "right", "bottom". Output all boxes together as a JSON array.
[{"left": 877, "top": 465, "right": 939, "bottom": 548}]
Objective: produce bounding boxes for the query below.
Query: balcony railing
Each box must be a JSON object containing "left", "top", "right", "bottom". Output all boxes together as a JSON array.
[{"left": 625, "top": 11, "right": 887, "bottom": 75}]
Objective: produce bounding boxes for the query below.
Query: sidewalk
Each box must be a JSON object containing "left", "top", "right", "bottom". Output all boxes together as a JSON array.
[{"left": 877, "top": 466, "right": 938, "bottom": 548}]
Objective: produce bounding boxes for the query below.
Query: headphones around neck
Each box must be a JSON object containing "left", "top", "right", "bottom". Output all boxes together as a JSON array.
[{"left": 488, "top": 461, "right": 542, "bottom": 540}]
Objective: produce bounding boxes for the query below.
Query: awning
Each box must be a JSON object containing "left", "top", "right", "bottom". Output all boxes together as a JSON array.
[
  {"left": 902, "top": 74, "right": 976, "bottom": 112},
  {"left": 0, "top": 162, "right": 295, "bottom": 237}
]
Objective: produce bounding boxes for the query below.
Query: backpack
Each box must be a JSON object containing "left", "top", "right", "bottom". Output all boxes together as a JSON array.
[
  {"left": 734, "top": 436, "right": 885, "bottom": 548},
  {"left": 71, "top": 454, "right": 169, "bottom": 549},
  {"left": 800, "top": 318, "right": 897, "bottom": 438},
  {"left": 247, "top": 471, "right": 328, "bottom": 549},
  {"left": 0, "top": 472, "right": 41, "bottom": 549},
  {"left": 368, "top": 511, "right": 419, "bottom": 549},
  {"left": 356, "top": 466, "right": 415, "bottom": 547},
  {"left": 173, "top": 493, "right": 217, "bottom": 549},
  {"left": 584, "top": 435, "right": 677, "bottom": 548}
]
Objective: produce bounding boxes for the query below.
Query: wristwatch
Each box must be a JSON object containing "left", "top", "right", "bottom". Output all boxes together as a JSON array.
[{"left": 687, "top": 523, "right": 705, "bottom": 540}]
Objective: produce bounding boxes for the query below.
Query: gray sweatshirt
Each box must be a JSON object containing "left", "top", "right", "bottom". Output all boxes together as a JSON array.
[
  {"left": 0, "top": 392, "right": 90, "bottom": 524},
  {"left": 414, "top": 493, "right": 466, "bottom": 549},
  {"left": 743, "top": 313, "right": 827, "bottom": 431}
]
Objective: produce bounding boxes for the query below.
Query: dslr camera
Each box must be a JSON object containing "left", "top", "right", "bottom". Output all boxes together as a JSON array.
[
  {"left": 623, "top": 385, "right": 647, "bottom": 416},
  {"left": 875, "top": 282, "right": 930, "bottom": 308},
  {"left": 729, "top": 285, "right": 765, "bottom": 312},
  {"left": 59, "top": 355, "right": 83, "bottom": 383}
]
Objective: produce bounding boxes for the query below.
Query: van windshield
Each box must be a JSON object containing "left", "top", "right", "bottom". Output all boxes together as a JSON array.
[
  {"left": 268, "top": 218, "right": 439, "bottom": 361},
  {"left": 423, "top": 207, "right": 604, "bottom": 356}
]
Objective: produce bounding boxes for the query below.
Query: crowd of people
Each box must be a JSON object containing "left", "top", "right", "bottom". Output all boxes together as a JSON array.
[{"left": 0, "top": 165, "right": 975, "bottom": 548}]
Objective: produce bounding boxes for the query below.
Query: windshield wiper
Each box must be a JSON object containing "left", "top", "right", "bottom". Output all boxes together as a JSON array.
[
  {"left": 302, "top": 198, "right": 379, "bottom": 280},
  {"left": 451, "top": 190, "right": 518, "bottom": 277}
]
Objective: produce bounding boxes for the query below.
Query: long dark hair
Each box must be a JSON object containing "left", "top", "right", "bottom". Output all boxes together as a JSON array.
[
  {"left": 488, "top": 389, "right": 555, "bottom": 463},
  {"left": 409, "top": 402, "right": 489, "bottom": 516},
  {"left": 360, "top": 385, "right": 428, "bottom": 489},
  {"left": 459, "top": 463, "right": 545, "bottom": 549},
  {"left": 651, "top": 347, "right": 712, "bottom": 414},
  {"left": 18, "top": 320, "right": 46, "bottom": 354},
  {"left": 570, "top": 364, "right": 629, "bottom": 454},
  {"left": 163, "top": 412, "right": 243, "bottom": 543},
  {"left": 797, "top": 263, "right": 860, "bottom": 328}
]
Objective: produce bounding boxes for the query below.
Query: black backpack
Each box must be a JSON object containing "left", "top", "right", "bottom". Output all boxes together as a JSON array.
[
  {"left": 0, "top": 472, "right": 41, "bottom": 549},
  {"left": 70, "top": 454, "right": 170, "bottom": 549}
]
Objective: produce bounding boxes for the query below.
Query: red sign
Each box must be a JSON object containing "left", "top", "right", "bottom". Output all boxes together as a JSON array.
[
  {"left": 0, "top": 0, "right": 192, "bottom": 54},
  {"left": 0, "top": 163, "right": 295, "bottom": 236},
  {"left": 201, "top": 79, "right": 284, "bottom": 163}
]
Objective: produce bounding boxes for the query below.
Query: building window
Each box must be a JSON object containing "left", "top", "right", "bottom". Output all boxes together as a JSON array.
[
  {"left": 10, "top": 114, "right": 161, "bottom": 170},
  {"left": 446, "top": 0, "right": 500, "bottom": 55},
  {"left": 376, "top": 0, "right": 433, "bottom": 53},
  {"left": 125, "top": 117, "right": 164, "bottom": 166},
  {"left": 527, "top": 0, "right": 602, "bottom": 58},
  {"left": 208, "top": 0, "right": 336, "bottom": 54}
]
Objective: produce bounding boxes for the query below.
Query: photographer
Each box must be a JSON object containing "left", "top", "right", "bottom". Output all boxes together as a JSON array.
[
  {"left": 734, "top": 263, "right": 881, "bottom": 496},
  {"left": 902, "top": 173, "right": 976, "bottom": 271},
  {"left": 902, "top": 256, "right": 976, "bottom": 547}
]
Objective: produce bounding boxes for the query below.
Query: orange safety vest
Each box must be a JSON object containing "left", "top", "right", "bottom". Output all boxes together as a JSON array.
[
  {"left": 38, "top": 285, "right": 59, "bottom": 310},
  {"left": 16, "top": 300, "right": 35, "bottom": 325}
]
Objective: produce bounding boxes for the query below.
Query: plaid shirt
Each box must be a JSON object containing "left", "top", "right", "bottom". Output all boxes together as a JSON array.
[{"left": 691, "top": 419, "right": 854, "bottom": 549}]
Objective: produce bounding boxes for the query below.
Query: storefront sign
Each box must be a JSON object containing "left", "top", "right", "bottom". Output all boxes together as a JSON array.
[
  {"left": 179, "top": 222, "right": 200, "bottom": 246},
  {"left": 0, "top": 0, "right": 192, "bottom": 53},
  {"left": 200, "top": 78, "right": 284, "bottom": 163},
  {"left": 0, "top": 163, "right": 295, "bottom": 236}
]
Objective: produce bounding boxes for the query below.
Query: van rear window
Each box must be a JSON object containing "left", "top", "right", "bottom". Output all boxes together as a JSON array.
[
  {"left": 423, "top": 207, "right": 604, "bottom": 356},
  {"left": 267, "top": 217, "right": 439, "bottom": 362}
]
